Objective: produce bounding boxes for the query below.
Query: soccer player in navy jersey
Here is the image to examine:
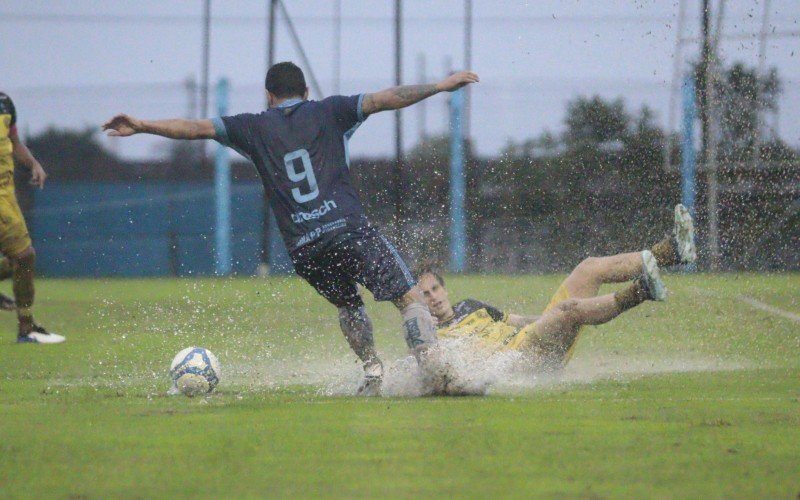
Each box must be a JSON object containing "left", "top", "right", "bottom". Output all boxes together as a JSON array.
[{"left": 103, "top": 62, "right": 479, "bottom": 395}]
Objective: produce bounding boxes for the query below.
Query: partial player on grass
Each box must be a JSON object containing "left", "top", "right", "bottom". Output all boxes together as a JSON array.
[
  {"left": 0, "top": 92, "right": 65, "bottom": 344},
  {"left": 103, "top": 62, "right": 479, "bottom": 396},
  {"left": 416, "top": 205, "right": 696, "bottom": 376}
]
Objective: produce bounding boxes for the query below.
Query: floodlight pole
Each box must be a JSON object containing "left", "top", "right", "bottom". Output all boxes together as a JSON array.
[
  {"left": 463, "top": 0, "right": 472, "bottom": 140},
  {"left": 751, "top": 0, "right": 771, "bottom": 170},
  {"left": 267, "top": 0, "right": 277, "bottom": 70},
  {"left": 681, "top": 74, "right": 697, "bottom": 225},
  {"left": 200, "top": 0, "right": 212, "bottom": 170},
  {"left": 699, "top": 0, "right": 710, "bottom": 172},
  {"left": 394, "top": 0, "right": 404, "bottom": 243},
  {"left": 665, "top": 0, "right": 687, "bottom": 171},
  {"left": 333, "top": 0, "right": 341, "bottom": 95},
  {"left": 201, "top": 0, "right": 211, "bottom": 120},
  {"left": 699, "top": 0, "right": 722, "bottom": 270},
  {"left": 263, "top": 0, "right": 278, "bottom": 271},
  {"left": 707, "top": 0, "right": 726, "bottom": 271}
]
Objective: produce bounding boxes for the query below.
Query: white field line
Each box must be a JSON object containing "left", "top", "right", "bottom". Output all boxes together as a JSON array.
[
  {"left": 689, "top": 286, "right": 800, "bottom": 324},
  {"left": 737, "top": 295, "right": 800, "bottom": 324}
]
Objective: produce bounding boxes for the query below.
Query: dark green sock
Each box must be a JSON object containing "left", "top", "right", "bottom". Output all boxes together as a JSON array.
[
  {"left": 13, "top": 253, "right": 36, "bottom": 334},
  {"left": 613, "top": 280, "right": 648, "bottom": 311},
  {"left": 651, "top": 236, "right": 678, "bottom": 267},
  {"left": 0, "top": 257, "right": 12, "bottom": 281}
]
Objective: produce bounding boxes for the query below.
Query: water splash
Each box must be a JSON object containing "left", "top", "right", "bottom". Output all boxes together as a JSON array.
[{"left": 224, "top": 337, "right": 750, "bottom": 397}]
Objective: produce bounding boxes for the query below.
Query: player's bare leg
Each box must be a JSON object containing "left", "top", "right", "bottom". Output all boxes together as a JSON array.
[
  {"left": 338, "top": 305, "right": 382, "bottom": 396},
  {"left": 558, "top": 204, "right": 696, "bottom": 299},
  {"left": 525, "top": 251, "right": 666, "bottom": 366},
  {"left": 11, "top": 246, "right": 64, "bottom": 344},
  {"left": 392, "top": 290, "right": 439, "bottom": 352},
  {"left": 560, "top": 252, "right": 645, "bottom": 299},
  {"left": 393, "top": 290, "right": 456, "bottom": 394}
]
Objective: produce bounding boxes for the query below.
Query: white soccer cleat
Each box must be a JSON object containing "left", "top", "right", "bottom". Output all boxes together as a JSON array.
[
  {"left": 673, "top": 204, "right": 697, "bottom": 264},
  {"left": 356, "top": 361, "right": 383, "bottom": 397},
  {"left": 356, "top": 375, "right": 382, "bottom": 397},
  {"left": 641, "top": 250, "right": 667, "bottom": 301},
  {"left": 17, "top": 331, "right": 66, "bottom": 344}
]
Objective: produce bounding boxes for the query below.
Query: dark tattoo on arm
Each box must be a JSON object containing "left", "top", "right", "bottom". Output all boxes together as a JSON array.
[
  {"left": 362, "top": 84, "right": 439, "bottom": 116},
  {"left": 393, "top": 84, "right": 438, "bottom": 104}
]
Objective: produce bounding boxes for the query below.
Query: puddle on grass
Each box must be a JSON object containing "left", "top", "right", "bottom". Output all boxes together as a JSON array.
[{"left": 218, "top": 337, "right": 750, "bottom": 398}]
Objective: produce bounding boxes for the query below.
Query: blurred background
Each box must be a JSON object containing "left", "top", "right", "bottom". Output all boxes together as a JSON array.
[{"left": 2, "top": 0, "right": 798, "bottom": 276}]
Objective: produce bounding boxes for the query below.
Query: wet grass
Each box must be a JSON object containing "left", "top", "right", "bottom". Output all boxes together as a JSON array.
[{"left": 0, "top": 273, "right": 798, "bottom": 497}]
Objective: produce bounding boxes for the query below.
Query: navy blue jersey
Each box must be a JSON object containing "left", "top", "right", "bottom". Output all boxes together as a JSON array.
[
  {"left": 213, "top": 95, "right": 368, "bottom": 253},
  {"left": 439, "top": 299, "right": 506, "bottom": 328}
]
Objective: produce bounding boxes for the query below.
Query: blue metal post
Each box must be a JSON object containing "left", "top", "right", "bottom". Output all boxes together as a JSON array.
[
  {"left": 681, "top": 73, "right": 696, "bottom": 219},
  {"left": 681, "top": 73, "right": 697, "bottom": 272},
  {"left": 449, "top": 88, "right": 466, "bottom": 273},
  {"left": 215, "top": 78, "right": 232, "bottom": 275}
]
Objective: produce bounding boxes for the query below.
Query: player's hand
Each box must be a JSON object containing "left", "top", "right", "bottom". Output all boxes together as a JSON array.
[
  {"left": 29, "top": 162, "right": 47, "bottom": 189},
  {"left": 102, "top": 114, "right": 142, "bottom": 137},
  {"left": 436, "top": 71, "right": 480, "bottom": 92}
]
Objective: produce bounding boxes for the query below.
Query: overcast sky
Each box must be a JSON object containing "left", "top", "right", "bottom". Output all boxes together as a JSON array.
[{"left": 3, "top": 0, "right": 799, "bottom": 160}]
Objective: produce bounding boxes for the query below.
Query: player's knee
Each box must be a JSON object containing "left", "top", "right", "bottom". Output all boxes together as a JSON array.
[
  {"left": 338, "top": 304, "right": 368, "bottom": 324},
  {"left": 337, "top": 305, "right": 356, "bottom": 322},
  {"left": 576, "top": 256, "right": 600, "bottom": 275},
  {"left": 392, "top": 289, "right": 424, "bottom": 310},
  {"left": 11, "top": 245, "right": 35, "bottom": 264},
  {"left": 554, "top": 299, "right": 581, "bottom": 323}
]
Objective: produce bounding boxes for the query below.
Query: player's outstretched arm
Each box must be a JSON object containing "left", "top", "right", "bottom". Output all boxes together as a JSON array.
[
  {"left": 361, "top": 70, "right": 479, "bottom": 117},
  {"left": 102, "top": 114, "right": 216, "bottom": 140},
  {"left": 506, "top": 313, "right": 540, "bottom": 329},
  {"left": 10, "top": 132, "right": 47, "bottom": 188}
]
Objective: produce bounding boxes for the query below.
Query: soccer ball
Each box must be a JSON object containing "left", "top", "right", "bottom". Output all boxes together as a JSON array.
[{"left": 169, "top": 347, "right": 221, "bottom": 397}]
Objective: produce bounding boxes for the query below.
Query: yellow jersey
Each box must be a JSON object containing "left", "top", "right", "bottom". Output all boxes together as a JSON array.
[
  {"left": 0, "top": 93, "right": 17, "bottom": 176},
  {"left": 436, "top": 299, "right": 520, "bottom": 348}
]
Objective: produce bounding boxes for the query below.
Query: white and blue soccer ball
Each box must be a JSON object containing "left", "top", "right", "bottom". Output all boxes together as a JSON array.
[{"left": 169, "top": 347, "right": 221, "bottom": 397}]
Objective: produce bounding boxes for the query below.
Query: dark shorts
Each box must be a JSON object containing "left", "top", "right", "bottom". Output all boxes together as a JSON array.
[{"left": 292, "top": 229, "right": 415, "bottom": 309}]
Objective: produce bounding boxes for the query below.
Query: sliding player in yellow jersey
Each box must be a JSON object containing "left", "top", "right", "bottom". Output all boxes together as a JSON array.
[
  {"left": 0, "top": 92, "right": 64, "bottom": 343},
  {"left": 417, "top": 205, "right": 695, "bottom": 369}
]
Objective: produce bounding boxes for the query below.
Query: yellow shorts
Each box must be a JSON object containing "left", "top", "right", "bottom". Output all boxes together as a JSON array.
[
  {"left": 503, "top": 283, "right": 580, "bottom": 365},
  {"left": 0, "top": 178, "right": 32, "bottom": 257},
  {"left": 542, "top": 283, "right": 572, "bottom": 314}
]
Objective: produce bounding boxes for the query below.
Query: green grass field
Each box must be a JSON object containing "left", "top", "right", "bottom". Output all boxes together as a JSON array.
[{"left": 1, "top": 273, "right": 798, "bottom": 497}]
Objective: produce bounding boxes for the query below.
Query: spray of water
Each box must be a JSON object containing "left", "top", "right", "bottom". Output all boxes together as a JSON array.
[
  {"left": 88, "top": 292, "right": 751, "bottom": 398},
  {"left": 222, "top": 335, "right": 749, "bottom": 398}
]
